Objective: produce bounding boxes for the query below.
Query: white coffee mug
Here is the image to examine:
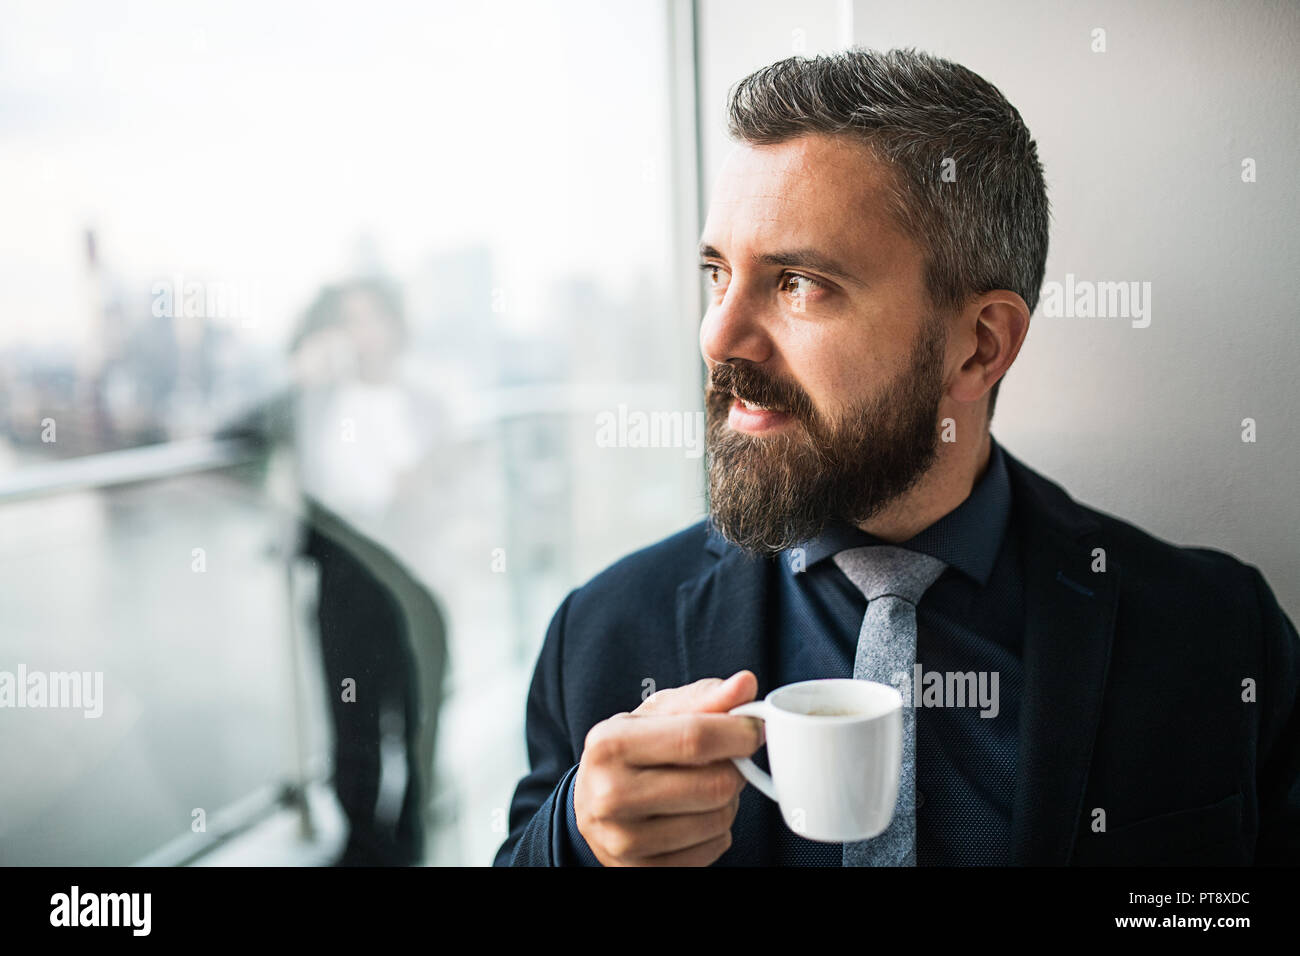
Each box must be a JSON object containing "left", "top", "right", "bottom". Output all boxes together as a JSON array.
[{"left": 728, "top": 678, "right": 903, "bottom": 843}]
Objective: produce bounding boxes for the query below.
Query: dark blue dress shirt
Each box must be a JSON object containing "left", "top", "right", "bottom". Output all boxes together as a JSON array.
[{"left": 561, "top": 436, "right": 1024, "bottom": 865}]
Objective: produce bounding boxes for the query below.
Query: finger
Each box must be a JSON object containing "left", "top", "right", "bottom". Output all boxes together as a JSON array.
[
  {"left": 599, "top": 762, "right": 745, "bottom": 817},
  {"left": 605, "top": 800, "right": 739, "bottom": 860},
  {"left": 609, "top": 712, "right": 764, "bottom": 767},
  {"left": 636, "top": 670, "right": 758, "bottom": 716},
  {"left": 639, "top": 830, "right": 734, "bottom": 867}
]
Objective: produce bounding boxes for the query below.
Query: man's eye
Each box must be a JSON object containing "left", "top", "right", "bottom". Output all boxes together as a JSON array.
[
  {"left": 699, "top": 263, "right": 726, "bottom": 286},
  {"left": 779, "top": 273, "right": 820, "bottom": 297}
]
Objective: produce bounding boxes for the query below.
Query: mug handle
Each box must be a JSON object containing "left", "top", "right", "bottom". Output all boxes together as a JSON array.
[{"left": 728, "top": 700, "right": 777, "bottom": 801}]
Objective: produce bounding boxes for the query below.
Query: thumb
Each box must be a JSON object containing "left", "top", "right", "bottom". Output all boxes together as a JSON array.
[
  {"left": 635, "top": 670, "right": 758, "bottom": 716},
  {"left": 688, "top": 670, "right": 759, "bottom": 714}
]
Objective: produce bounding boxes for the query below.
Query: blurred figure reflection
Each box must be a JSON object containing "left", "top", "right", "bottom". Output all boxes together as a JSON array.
[
  {"left": 292, "top": 278, "right": 449, "bottom": 866},
  {"left": 225, "top": 276, "right": 449, "bottom": 865}
]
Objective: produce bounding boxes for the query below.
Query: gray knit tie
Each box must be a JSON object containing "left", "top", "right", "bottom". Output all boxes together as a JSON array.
[{"left": 832, "top": 545, "right": 947, "bottom": 866}]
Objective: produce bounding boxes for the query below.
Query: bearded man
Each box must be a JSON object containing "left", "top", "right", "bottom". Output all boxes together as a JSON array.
[{"left": 494, "top": 48, "right": 1299, "bottom": 867}]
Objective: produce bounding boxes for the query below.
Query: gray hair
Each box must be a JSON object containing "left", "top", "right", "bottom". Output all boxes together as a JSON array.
[{"left": 726, "top": 47, "right": 1050, "bottom": 418}]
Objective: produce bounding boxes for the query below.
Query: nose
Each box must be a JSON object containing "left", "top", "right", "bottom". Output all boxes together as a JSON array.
[{"left": 699, "top": 281, "right": 774, "bottom": 369}]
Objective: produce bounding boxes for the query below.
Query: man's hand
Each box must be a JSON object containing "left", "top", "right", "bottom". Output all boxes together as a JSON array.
[{"left": 573, "top": 670, "right": 764, "bottom": 866}]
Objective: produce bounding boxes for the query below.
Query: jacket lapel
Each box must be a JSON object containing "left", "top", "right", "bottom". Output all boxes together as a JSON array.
[
  {"left": 675, "top": 523, "right": 780, "bottom": 865},
  {"left": 1003, "top": 450, "right": 1120, "bottom": 865},
  {"left": 675, "top": 524, "right": 775, "bottom": 694}
]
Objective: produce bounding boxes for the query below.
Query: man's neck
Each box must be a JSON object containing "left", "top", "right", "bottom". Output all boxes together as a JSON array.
[{"left": 858, "top": 429, "right": 993, "bottom": 543}]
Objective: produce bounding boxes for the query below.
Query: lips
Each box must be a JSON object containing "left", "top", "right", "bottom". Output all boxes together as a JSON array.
[{"left": 728, "top": 395, "right": 794, "bottom": 434}]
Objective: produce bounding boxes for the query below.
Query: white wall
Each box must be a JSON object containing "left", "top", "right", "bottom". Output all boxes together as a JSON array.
[{"left": 698, "top": 0, "right": 1300, "bottom": 618}]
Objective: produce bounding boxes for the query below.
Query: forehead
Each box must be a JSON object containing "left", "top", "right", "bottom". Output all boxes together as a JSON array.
[{"left": 704, "top": 134, "right": 906, "bottom": 255}]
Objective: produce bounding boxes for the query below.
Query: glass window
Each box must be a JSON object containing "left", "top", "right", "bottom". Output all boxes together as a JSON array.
[{"left": 0, "top": 0, "right": 703, "bottom": 865}]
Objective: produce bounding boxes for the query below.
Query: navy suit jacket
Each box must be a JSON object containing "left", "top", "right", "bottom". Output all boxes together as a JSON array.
[{"left": 494, "top": 448, "right": 1300, "bottom": 865}]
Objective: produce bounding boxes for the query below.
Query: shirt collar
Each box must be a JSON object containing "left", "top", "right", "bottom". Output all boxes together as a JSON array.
[{"left": 790, "top": 435, "right": 1012, "bottom": 587}]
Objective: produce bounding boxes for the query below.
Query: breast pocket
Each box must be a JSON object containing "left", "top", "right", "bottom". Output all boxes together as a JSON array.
[{"left": 1073, "top": 792, "right": 1248, "bottom": 866}]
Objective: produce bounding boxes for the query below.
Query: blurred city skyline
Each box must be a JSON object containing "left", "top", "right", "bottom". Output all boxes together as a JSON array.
[{"left": 0, "top": 0, "right": 678, "bottom": 354}]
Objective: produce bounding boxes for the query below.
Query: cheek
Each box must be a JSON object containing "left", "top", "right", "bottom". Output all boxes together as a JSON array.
[
  {"left": 803, "top": 334, "right": 900, "bottom": 418},
  {"left": 783, "top": 332, "right": 849, "bottom": 418}
]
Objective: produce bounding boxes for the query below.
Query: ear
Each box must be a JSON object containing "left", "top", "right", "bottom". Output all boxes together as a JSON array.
[{"left": 948, "top": 291, "right": 1030, "bottom": 406}]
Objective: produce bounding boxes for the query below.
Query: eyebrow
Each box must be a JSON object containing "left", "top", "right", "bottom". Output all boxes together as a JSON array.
[{"left": 698, "top": 243, "right": 862, "bottom": 286}]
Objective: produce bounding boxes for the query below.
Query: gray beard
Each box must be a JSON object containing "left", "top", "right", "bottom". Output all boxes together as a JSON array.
[{"left": 705, "top": 319, "right": 947, "bottom": 556}]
